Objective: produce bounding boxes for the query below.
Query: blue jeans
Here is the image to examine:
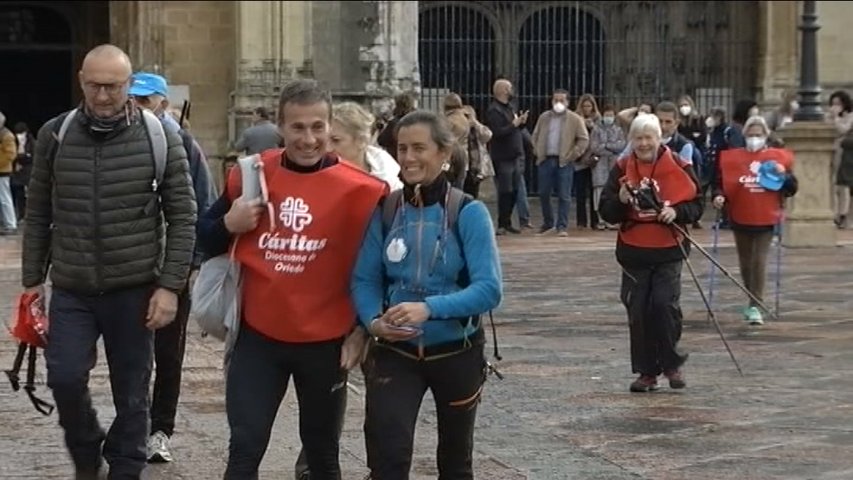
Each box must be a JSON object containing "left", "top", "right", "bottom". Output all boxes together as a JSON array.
[
  {"left": 537, "top": 156, "right": 573, "bottom": 230},
  {"left": 515, "top": 174, "right": 530, "bottom": 225},
  {"left": 46, "top": 286, "right": 154, "bottom": 478}
]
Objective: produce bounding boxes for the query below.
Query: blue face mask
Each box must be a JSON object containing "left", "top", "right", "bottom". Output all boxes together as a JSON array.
[{"left": 602, "top": 116, "right": 615, "bottom": 126}]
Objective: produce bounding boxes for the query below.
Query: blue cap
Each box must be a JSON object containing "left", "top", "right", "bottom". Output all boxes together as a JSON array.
[
  {"left": 758, "top": 160, "right": 784, "bottom": 191},
  {"left": 129, "top": 72, "right": 169, "bottom": 97}
]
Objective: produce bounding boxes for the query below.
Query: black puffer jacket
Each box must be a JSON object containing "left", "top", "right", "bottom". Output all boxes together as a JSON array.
[{"left": 22, "top": 108, "right": 197, "bottom": 294}]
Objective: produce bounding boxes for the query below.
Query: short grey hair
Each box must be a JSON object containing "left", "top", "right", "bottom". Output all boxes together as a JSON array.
[
  {"left": 628, "top": 113, "right": 662, "bottom": 139},
  {"left": 743, "top": 115, "right": 770, "bottom": 136}
]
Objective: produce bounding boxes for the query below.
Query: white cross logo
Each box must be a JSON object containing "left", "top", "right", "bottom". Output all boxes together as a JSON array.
[
  {"left": 279, "top": 197, "right": 313, "bottom": 232},
  {"left": 749, "top": 161, "right": 761, "bottom": 174}
]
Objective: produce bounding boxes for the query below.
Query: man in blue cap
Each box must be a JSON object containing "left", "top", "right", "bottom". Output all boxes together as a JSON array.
[{"left": 129, "top": 72, "right": 217, "bottom": 463}]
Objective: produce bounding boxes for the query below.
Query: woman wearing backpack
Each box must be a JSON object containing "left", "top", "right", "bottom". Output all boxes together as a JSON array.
[{"left": 351, "top": 110, "right": 503, "bottom": 480}]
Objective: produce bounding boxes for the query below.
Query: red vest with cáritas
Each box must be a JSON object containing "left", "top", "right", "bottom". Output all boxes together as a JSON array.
[
  {"left": 719, "top": 147, "right": 793, "bottom": 226},
  {"left": 226, "top": 149, "right": 387, "bottom": 343}
]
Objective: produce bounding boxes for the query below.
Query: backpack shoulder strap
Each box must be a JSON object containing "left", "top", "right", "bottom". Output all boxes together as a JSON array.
[
  {"left": 55, "top": 108, "right": 77, "bottom": 144},
  {"left": 381, "top": 189, "right": 404, "bottom": 234},
  {"left": 446, "top": 186, "right": 472, "bottom": 230},
  {"left": 47, "top": 109, "right": 77, "bottom": 180},
  {"left": 140, "top": 109, "right": 168, "bottom": 191}
]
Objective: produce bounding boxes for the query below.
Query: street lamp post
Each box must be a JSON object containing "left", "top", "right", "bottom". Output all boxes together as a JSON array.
[{"left": 794, "top": 0, "right": 823, "bottom": 121}]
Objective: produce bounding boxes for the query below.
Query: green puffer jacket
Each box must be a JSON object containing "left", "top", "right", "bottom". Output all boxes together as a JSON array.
[{"left": 22, "top": 109, "right": 197, "bottom": 295}]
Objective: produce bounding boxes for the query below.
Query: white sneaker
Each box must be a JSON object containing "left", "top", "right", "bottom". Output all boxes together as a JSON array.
[
  {"left": 746, "top": 307, "right": 764, "bottom": 326},
  {"left": 147, "top": 431, "right": 173, "bottom": 463}
]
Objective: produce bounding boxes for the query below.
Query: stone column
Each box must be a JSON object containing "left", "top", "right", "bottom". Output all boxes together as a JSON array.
[
  {"left": 110, "top": 0, "right": 165, "bottom": 72},
  {"left": 755, "top": 1, "right": 800, "bottom": 108},
  {"left": 233, "top": 1, "right": 309, "bottom": 131},
  {"left": 780, "top": 122, "right": 838, "bottom": 247}
]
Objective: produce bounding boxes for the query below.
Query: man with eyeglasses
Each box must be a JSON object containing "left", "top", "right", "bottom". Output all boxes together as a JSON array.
[
  {"left": 21, "top": 44, "right": 197, "bottom": 480},
  {"left": 128, "top": 71, "right": 217, "bottom": 465}
]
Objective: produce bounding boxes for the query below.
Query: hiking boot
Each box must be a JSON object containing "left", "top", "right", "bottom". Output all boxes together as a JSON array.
[
  {"left": 664, "top": 369, "right": 686, "bottom": 389},
  {"left": 147, "top": 431, "right": 173, "bottom": 463},
  {"left": 629, "top": 374, "right": 659, "bottom": 392}
]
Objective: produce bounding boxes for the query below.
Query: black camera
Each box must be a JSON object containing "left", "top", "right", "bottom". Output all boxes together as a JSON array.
[{"left": 629, "top": 184, "right": 663, "bottom": 211}]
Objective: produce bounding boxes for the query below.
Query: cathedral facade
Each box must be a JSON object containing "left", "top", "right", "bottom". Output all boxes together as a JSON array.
[{"left": 1, "top": 1, "right": 851, "bottom": 186}]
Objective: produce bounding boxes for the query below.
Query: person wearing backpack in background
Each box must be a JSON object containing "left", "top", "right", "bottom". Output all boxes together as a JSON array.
[
  {"left": 128, "top": 71, "right": 217, "bottom": 465},
  {"left": 351, "top": 110, "right": 503, "bottom": 480},
  {"left": 21, "top": 44, "right": 196, "bottom": 480}
]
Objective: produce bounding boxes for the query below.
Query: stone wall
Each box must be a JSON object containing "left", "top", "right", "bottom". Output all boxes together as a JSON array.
[
  {"left": 817, "top": 1, "right": 853, "bottom": 94},
  {"left": 111, "top": 0, "right": 237, "bottom": 189},
  {"left": 160, "top": 1, "right": 236, "bottom": 168}
]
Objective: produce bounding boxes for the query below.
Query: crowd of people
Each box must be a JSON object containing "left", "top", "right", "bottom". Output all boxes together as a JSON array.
[{"left": 4, "top": 40, "right": 847, "bottom": 480}]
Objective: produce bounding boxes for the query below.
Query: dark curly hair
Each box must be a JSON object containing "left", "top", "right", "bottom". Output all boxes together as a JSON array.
[{"left": 829, "top": 90, "right": 853, "bottom": 114}]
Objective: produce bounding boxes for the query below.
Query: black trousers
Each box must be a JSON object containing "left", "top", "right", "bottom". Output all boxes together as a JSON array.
[
  {"left": 574, "top": 168, "right": 597, "bottom": 228},
  {"left": 150, "top": 284, "right": 191, "bottom": 437},
  {"left": 620, "top": 261, "right": 688, "bottom": 376},
  {"left": 224, "top": 326, "right": 346, "bottom": 480},
  {"left": 293, "top": 384, "right": 347, "bottom": 479},
  {"left": 363, "top": 342, "right": 486, "bottom": 480},
  {"left": 46, "top": 285, "right": 154, "bottom": 479},
  {"left": 11, "top": 183, "right": 26, "bottom": 220},
  {"left": 495, "top": 158, "right": 522, "bottom": 229}
]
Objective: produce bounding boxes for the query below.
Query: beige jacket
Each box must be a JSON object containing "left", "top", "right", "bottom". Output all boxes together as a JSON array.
[{"left": 531, "top": 109, "right": 590, "bottom": 167}]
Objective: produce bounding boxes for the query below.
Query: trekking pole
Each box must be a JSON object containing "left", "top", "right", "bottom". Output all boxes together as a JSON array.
[
  {"left": 707, "top": 209, "right": 722, "bottom": 323},
  {"left": 671, "top": 223, "right": 779, "bottom": 322},
  {"left": 622, "top": 182, "right": 776, "bottom": 320},
  {"left": 774, "top": 212, "right": 785, "bottom": 319},
  {"left": 672, "top": 228, "right": 744, "bottom": 376}
]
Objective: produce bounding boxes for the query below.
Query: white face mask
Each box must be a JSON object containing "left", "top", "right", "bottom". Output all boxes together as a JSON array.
[
  {"left": 679, "top": 105, "right": 692, "bottom": 116},
  {"left": 552, "top": 102, "right": 567, "bottom": 114},
  {"left": 705, "top": 117, "right": 717, "bottom": 129},
  {"left": 602, "top": 116, "right": 615, "bottom": 126},
  {"left": 746, "top": 136, "right": 767, "bottom": 152}
]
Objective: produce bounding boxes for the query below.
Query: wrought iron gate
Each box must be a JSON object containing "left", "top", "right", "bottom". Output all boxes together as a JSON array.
[{"left": 418, "top": 1, "right": 759, "bottom": 194}]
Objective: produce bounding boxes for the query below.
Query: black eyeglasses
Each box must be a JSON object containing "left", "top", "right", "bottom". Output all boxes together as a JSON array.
[{"left": 83, "top": 79, "right": 129, "bottom": 96}]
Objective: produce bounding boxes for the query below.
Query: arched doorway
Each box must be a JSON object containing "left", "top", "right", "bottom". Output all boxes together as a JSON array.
[
  {"left": 517, "top": 6, "right": 605, "bottom": 118},
  {"left": 0, "top": 2, "right": 109, "bottom": 133},
  {"left": 517, "top": 6, "right": 605, "bottom": 193},
  {"left": 418, "top": 4, "right": 497, "bottom": 118}
]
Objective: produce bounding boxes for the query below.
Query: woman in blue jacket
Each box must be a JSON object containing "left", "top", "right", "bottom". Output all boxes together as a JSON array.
[{"left": 351, "top": 110, "right": 503, "bottom": 480}]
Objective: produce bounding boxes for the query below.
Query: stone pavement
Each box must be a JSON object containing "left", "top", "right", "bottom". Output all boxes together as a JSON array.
[{"left": 2, "top": 220, "right": 853, "bottom": 480}]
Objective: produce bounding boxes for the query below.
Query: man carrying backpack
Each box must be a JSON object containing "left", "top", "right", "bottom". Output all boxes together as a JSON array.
[
  {"left": 21, "top": 44, "right": 196, "bottom": 480},
  {"left": 129, "top": 71, "right": 217, "bottom": 465}
]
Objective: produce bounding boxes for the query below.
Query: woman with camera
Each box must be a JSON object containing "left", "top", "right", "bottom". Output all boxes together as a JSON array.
[
  {"left": 599, "top": 114, "right": 704, "bottom": 393},
  {"left": 712, "top": 116, "right": 798, "bottom": 326}
]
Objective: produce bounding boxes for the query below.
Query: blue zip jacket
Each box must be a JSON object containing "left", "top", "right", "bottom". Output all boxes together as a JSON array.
[{"left": 351, "top": 197, "right": 502, "bottom": 347}]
